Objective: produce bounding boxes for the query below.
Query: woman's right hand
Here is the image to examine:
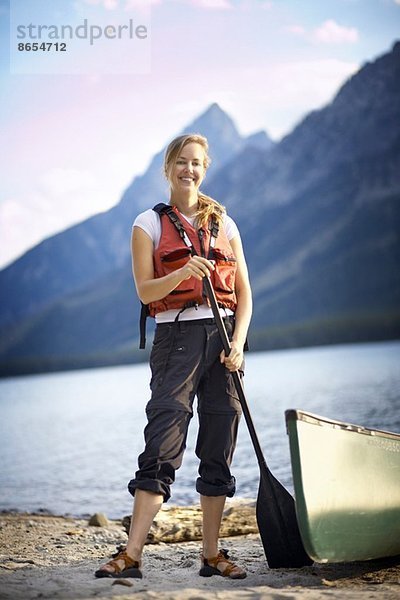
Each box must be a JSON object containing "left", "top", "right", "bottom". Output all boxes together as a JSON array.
[
  {"left": 179, "top": 256, "right": 215, "bottom": 281},
  {"left": 132, "top": 226, "right": 216, "bottom": 304}
]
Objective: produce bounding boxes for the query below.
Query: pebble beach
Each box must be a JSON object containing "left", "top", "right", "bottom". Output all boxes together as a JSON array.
[{"left": 0, "top": 502, "right": 399, "bottom": 600}]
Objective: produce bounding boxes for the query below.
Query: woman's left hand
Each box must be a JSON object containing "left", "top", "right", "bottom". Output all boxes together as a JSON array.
[{"left": 220, "top": 341, "right": 243, "bottom": 372}]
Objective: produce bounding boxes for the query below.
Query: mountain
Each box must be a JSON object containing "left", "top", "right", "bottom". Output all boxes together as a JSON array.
[
  {"left": 207, "top": 42, "right": 400, "bottom": 347},
  {"left": 1, "top": 42, "right": 399, "bottom": 376},
  {"left": 242, "top": 130, "right": 273, "bottom": 151}
]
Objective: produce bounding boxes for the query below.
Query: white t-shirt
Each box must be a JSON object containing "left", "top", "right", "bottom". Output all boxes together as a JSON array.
[
  {"left": 133, "top": 208, "right": 239, "bottom": 248},
  {"left": 133, "top": 208, "right": 239, "bottom": 322}
]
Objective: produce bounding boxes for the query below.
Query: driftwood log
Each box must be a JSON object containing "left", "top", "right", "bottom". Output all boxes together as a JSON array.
[{"left": 122, "top": 500, "right": 258, "bottom": 544}]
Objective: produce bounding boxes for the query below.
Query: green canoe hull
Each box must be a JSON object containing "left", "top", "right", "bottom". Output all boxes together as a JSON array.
[{"left": 285, "top": 410, "right": 400, "bottom": 563}]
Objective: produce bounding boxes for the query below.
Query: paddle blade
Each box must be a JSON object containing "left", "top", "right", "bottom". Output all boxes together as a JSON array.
[{"left": 256, "top": 465, "right": 313, "bottom": 568}]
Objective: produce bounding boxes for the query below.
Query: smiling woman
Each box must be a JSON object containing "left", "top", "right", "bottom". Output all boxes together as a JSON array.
[{"left": 94, "top": 132, "right": 253, "bottom": 580}]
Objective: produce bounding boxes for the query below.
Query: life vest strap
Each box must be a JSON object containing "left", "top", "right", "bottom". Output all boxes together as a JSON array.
[
  {"left": 138, "top": 203, "right": 220, "bottom": 349},
  {"left": 153, "top": 203, "right": 219, "bottom": 252}
]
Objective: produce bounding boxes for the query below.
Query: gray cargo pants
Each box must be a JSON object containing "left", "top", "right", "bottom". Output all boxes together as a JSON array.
[{"left": 128, "top": 316, "right": 243, "bottom": 502}]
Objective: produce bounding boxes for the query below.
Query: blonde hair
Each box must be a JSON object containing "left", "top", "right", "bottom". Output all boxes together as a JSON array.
[{"left": 163, "top": 133, "right": 226, "bottom": 229}]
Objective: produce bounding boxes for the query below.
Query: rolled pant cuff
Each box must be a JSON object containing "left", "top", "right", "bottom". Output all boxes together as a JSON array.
[
  {"left": 196, "top": 476, "right": 236, "bottom": 498},
  {"left": 128, "top": 478, "right": 171, "bottom": 503}
]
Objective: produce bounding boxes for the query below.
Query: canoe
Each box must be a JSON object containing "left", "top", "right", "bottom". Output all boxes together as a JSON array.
[{"left": 285, "top": 409, "right": 400, "bottom": 563}]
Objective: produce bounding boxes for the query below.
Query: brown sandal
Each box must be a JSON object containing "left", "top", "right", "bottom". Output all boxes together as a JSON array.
[
  {"left": 199, "top": 549, "right": 246, "bottom": 579},
  {"left": 95, "top": 547, "right": 142, "bottom": 579}
]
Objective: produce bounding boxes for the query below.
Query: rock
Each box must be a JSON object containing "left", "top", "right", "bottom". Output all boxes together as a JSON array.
[
  {"left": 88, "top": 513, "right": 109, "bottom": 527},
  {"left": 112, "top": 579, "right": 134, "bottom": 587},
  {"left": 322, "top": 579, "right": 337, "bottom": 587},
  {"left": 180, "top": 559, "right": 195, "bottom": 568},
  {"left": 121, "top": 515, "right": 131, "bottom": 533},
  {"left": 7, "top": 558, "right": 35, "bottom": 564},
  {"left": 35, "top": 508, "right": 53, "bottom": 515},
  {"left": 123, "top": 500, "right": 257, "bottom": 543}
]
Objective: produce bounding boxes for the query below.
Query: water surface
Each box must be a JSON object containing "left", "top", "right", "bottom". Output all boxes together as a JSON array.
[{"left": 0, "top": 341, "right": 399, "bottom": 518}]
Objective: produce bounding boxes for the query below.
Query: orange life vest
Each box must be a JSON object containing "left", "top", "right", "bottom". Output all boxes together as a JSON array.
[{"left": 148, "top": 204, "right": 238, "bottom": 317}]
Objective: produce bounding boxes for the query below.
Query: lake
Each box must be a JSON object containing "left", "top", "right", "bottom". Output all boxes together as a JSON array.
[{"left": 0, "top": 340, "right": 399, "bottom": 519}]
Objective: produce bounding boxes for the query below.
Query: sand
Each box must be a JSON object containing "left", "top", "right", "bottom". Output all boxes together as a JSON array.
[{"left": 0, "top": 507, "right": 399, "bottom": 600}]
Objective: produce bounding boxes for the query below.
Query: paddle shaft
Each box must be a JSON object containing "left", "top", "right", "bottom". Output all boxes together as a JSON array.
[{"left": 203, "top": 276, "right": 267, "bottom": 470}]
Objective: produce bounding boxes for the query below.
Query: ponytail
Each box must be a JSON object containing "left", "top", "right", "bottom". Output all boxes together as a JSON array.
[{"left": 195, "top": 191, "right": 225, "bottom": 229}]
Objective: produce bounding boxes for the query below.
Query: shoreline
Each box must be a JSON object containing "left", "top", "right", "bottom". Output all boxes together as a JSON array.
[{"left": 0, "top": 507, "right": 399, "bottom": 599}]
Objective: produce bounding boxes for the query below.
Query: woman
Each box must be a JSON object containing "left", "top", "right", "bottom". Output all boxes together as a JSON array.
[{"left": 95, "top": 133, "right": 252, "bottom": 580}]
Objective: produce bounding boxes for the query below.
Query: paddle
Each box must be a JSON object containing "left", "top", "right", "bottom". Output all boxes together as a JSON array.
[{"left": 203, "top": 276, "right": 313, "bottom": 568}]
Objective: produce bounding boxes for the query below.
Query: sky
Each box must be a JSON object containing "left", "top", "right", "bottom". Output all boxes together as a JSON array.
[{"left": 0, "top": 0, "right": 399, "bottom": 268}]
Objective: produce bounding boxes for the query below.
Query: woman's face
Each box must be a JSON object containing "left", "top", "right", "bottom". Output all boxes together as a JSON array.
[{"left": 169, "top": 142, "right": 206, "bottom": 193}]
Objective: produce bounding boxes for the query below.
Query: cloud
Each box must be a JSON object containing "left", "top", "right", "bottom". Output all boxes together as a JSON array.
[
  {"left": 104, "top": 0, "right": 119, "bottom": 8},
  {"left": 217, "top": 58, "right": 359, "bottom": 139},
  {"left": 124, "top": 0, "right": 162, "bottom": 8},
  {"left": 285, "top": 24, "right": 306, "bottom": 36},
  {"left": 82, "top": 0, "right": 120, "bottom": 8},
  {"left": 0, "top": 167, "right": 119, "bottom": 268},
  {"left": 0, "top": 197, "right": 59, "bottom": 268},
  {"left": 185, "top": 0, "right": 233, "bottom": 8},
  {"left": 82, "top": 0, "right": 258, "bottom": 10},
  {"left": 40, "top": 168, "right": 98, "bottom": 197},
  {"left": 313, "top": 19, "right": 359, "bottom": 44},
  {"left": 238, "top": 0, "right": 273, "bottom": 8},
  {"left": 285, "top": 19, "right": 359, "bottom": 45}
]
